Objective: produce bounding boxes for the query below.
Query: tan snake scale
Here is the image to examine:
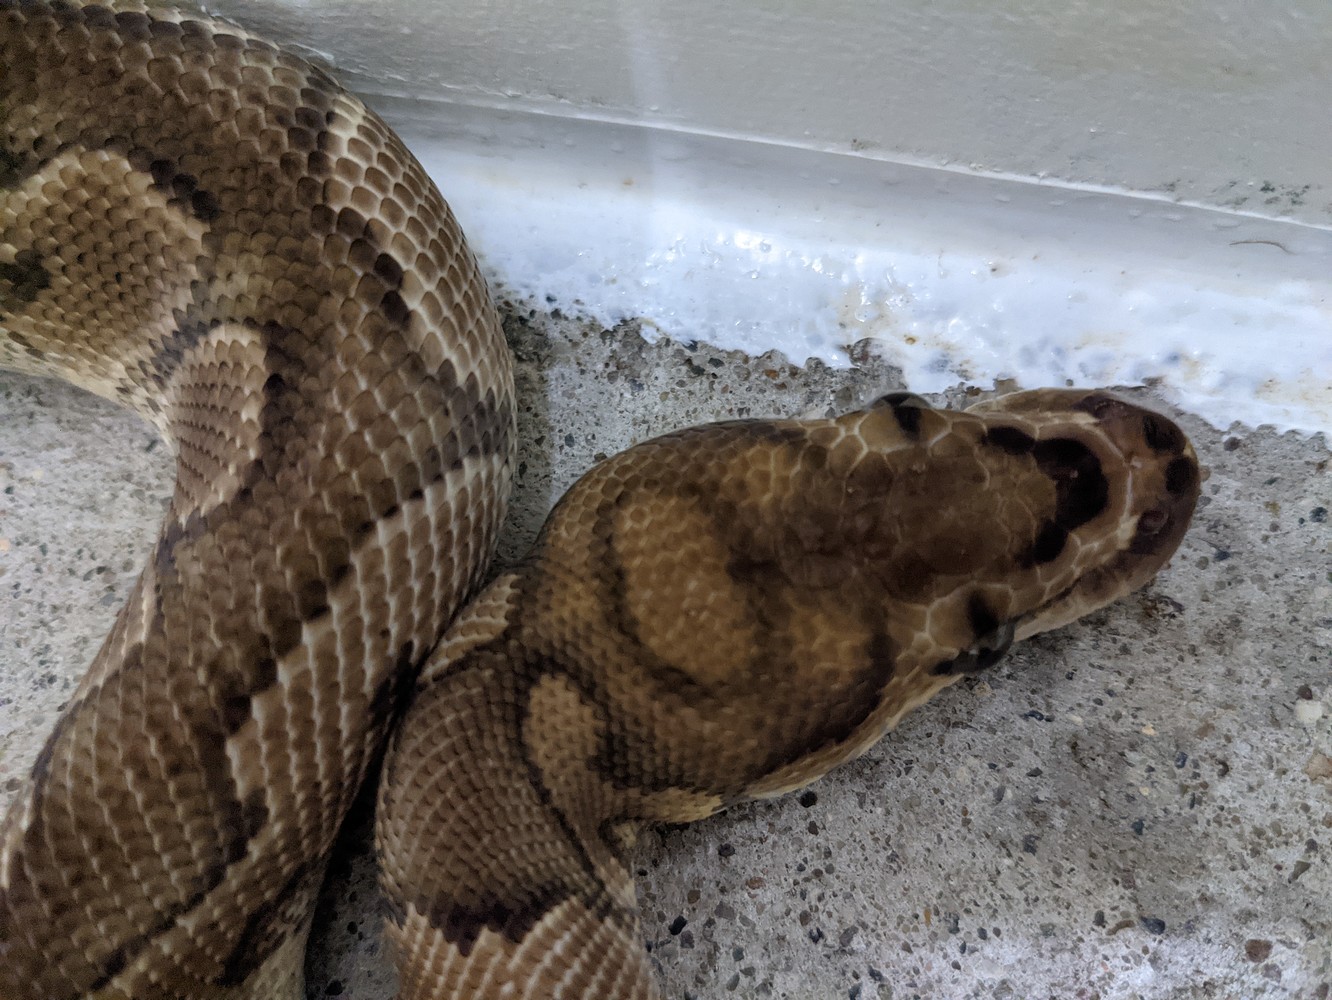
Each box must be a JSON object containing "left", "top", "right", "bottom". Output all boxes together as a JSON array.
[{"left": 0, "top": 3, "right": 1201, "bottom": 997}]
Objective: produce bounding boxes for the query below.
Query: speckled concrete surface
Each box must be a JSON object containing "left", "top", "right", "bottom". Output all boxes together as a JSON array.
[{"left": 1, "top": 306, "right": 1329, "bottom": 999}]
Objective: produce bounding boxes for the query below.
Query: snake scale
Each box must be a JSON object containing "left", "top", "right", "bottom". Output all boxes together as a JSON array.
[{"left": 0, "top": 2, "right": 1201, "bottom": 997}]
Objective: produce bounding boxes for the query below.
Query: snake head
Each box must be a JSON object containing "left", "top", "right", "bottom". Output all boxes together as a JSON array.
[{"left": 962, "top": 387, "right": 1201, "bottom": 643}]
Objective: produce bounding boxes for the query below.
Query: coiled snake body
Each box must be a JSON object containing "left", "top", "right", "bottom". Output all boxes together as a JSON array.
[{"left": 0, "top": 3, "right": 1200, "bottom": 997}]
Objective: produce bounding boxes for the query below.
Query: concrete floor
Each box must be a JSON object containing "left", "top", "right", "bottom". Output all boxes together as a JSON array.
[{"left": 1, "top": 305, "right": 1329, "bottom": 998}]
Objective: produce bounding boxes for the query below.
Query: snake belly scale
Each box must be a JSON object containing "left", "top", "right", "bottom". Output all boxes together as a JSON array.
[{"left": 0, "top": 3, "right": 1200, "bottom": 998}]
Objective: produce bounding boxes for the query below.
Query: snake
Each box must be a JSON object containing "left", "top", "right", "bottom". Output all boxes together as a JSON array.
[{"left": 0, "top": 2, "right": 1202, "bottom": 997}]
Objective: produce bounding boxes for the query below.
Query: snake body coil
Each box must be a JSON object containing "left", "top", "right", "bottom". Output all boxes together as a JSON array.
[{"left": 0, "top": 3, "right": 1199, "bottom": 997}]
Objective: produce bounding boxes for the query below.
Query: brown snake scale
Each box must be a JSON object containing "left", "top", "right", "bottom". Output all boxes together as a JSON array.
[{"left": 0, "top": 3, "right": 1200, "bottom": 997}]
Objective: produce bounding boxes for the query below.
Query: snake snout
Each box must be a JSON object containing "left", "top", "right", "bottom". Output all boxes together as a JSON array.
[
  {"left": 970, "top": 388, "right": 1201, "bottom": 642},
  {"left": 1071, "top": 392, "right": 1201, "bottom": 561}
]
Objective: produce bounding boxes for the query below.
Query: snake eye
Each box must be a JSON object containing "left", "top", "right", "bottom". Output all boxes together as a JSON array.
[
  {"left": 1138, "top": 508, "right": 1169, "bottom": 536},
  {"left": 1075, "top": 393, "right": 1133, "bottom": 421},
  {"left": 930, "top": 621, "right": 1015, "bottom": 676},
  {"left": 1127, "top": 507, "right": 1173, "bottom": 554}
]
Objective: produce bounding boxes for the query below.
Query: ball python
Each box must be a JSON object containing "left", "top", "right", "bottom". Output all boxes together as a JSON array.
[{"left": 0, "top": 2, "right": 1201, "bottom": 997}]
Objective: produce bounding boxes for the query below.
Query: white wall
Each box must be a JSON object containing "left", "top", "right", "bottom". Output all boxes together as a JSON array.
[
  {"left": 197, "top": 0, "right": 1332, "bottom": 434},
  {"left": 210, "top": 0, "right": 1330, "bottom": 225}
]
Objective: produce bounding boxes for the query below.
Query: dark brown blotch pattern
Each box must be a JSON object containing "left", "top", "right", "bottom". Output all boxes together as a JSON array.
[
  {"left": 0, "top": 142, "right": 25, "bottom": 186},
  {"left": 1, "top": 2, "right": 515, "bottom": 996},
  {"left": 1034, "top": 438, "right": 1109, "bottom": 529},
  {"left": 0, "top": 248, "right": 51, "bottom": 310},
  {"left": 1020, "top": 519, "right": 1069, "bottom": 567},
  {"left": 378, "top": 389, "right": 1197, "bottom": 998}
]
